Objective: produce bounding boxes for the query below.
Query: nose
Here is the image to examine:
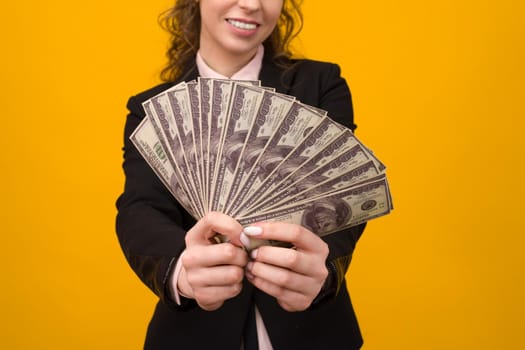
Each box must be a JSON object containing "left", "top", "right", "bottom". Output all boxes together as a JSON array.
[{"left": 237, "top": 0, "right": 261, "bottom": 11}]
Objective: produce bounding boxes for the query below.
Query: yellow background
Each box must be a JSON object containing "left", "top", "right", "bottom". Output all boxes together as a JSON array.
[{"left": 1, "top": 0, "right": 524, "bottom": 348}]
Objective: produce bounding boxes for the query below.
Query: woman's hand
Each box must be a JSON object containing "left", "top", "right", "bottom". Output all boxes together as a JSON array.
[
  {"left": 243, "top": 222, "right": 329, "bottom": 312},
  {"left": 178, "top": 212, "right": 248, "bottom": 311}
]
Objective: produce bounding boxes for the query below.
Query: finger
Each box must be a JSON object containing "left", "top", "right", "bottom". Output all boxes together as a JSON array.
[
  {"left": 183, "top": 244, "right": 248, "bottom": 269},
  {"left": 194, "top": 284, "right": 244, "bottom": 311},
  {"left": 249, "top": 244, "right": 329, "bottom": 285},
  {"left": 245, "top": 270, "right": 314, "bottom": 312},
  {"left": 185, "top": 265, "right": 246, "bottom": 288},
  {"left": 243, "top": 222, "right": 328, "bottom": 253},
  {"left": 244, "top": 225, "right": 329, "bottom": 277},
  {"left": 186, "top": 212, "right": 244, "bottom": 247},
  {"left": 252, "top": 245, "right": 316, "bottom": 276},
  {"left": 246, "top": 260, "right": 319, "bottom": 294}
]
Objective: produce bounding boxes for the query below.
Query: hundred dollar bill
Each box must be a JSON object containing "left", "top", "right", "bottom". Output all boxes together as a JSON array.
[
  {"left": 246, "top": 126, "right": 383, "bottom": 215},
  {"left": 164, "top": 83, "right": 206, "bottom": 214},
  {"left": 211, "top": 83, "right": 265, "bottom": 212},
  {"left": 239, "top": 115, "right": 344, "bottom": 212},
  {"left": 148, "top": 85, "right": 205, "bottom": 217},
  {"left": 230, "top": 101, "right": 325, "bottom": 216},
  {"left": 187, "top": 81, "right": 207, "bottom": 209},
  {"left": 197, "top": 78, "right": 213, "bottom": 206},
  {"left": 130, "top": 116, "right": 199, "bottom": 218},
  {"left": 207, "top": 79, "right": 263, "bottom": 211},
  {"left": 255, "top": 160, "right": 381, "bottom": 215},
  {"left": 245, "top": 142, "right": 375, "bottom": 215},
  {"left": 223, "top": 90, "right": 296, "bottom": 214},
  {"left": 237, "top": 175, "right": 392, "bottom": 250},
  {"left": 207, "top": 79, "right": 236, "bottom": 211},
  {"left": 199, "top": 78, "right": 261, "bottom": 209}
]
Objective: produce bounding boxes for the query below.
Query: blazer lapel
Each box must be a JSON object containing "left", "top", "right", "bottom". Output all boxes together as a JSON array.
[{"left": 259, "top": 58, "right": 292, "bottom": 95}]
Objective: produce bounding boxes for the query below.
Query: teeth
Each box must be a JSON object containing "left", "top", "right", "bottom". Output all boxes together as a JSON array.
[{"left": 228, "top": 19, "right": 257, "bottom": 30}]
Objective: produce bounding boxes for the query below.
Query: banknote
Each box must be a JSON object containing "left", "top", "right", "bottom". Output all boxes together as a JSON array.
[
  {"left": 165, "top": 83, "right": 205, "bottom": 210},
  {"left": 243, "top": 142, "right": 374, "bottom": 215},
  {"left": 148, "top": 85, "right": 205, "bottom": 216},
  {"left": 130, "top": 116, "right": 199, "bottom": 218},
  {"left": 229, "top": 101, "right": 326, "bottom": 216},
  {"left": 187, "top": 81, "right": 207, "bottom": 209},
  {"left": 238, "top": 115, "right": 345, "bottom": 213},
  {"left": 237, "top": 175, "right": 392, "bottom": 250},
  {"left": 198, "top": 77, "right": 213, "bottom": 205},
  {"left": 211, "top": 83, "right": 265, "bottom": 212},
  {"left": 248, "top": 128, "right": 368, "bottom": 210},
  {"left": 207, "top": 79, "right": 236, "bottom": 211},
  {"left": 254, "top": 160, "right": 381, "bottom": 215},
  {"left": 199, "top": 78, "right": 261, "bottom": 208},
  {"left": 207, "top": 79, "right": 264, "bottom": 211},
  {"left": 223, "top": 89, "right": 296, "bottom": 214},
  {"left": 142, "top": 95, "right": 206, "bottom": 218}
]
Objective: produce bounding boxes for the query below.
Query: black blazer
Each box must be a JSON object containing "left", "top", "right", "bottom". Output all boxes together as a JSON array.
[{"left": 116, "top": 56, "right": 366, "bottom": 349}]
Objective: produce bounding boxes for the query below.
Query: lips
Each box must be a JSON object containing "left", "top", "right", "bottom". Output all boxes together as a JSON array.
[{"left": 227, "top": 19, "right": 259, "bottom": 30}]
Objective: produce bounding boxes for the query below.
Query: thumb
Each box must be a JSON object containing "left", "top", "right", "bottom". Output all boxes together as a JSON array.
[{"left": 186, "top": 212, "right": 244, "bottom": 247}]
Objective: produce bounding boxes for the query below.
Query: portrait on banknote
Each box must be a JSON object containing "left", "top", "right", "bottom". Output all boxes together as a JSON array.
[{"left": 301, "top": 199, "right": 352, "bottom": 234}]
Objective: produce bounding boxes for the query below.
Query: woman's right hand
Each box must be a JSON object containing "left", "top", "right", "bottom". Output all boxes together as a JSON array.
[{"left": 178, "top": 212, "right": 248, "bottom": 311}]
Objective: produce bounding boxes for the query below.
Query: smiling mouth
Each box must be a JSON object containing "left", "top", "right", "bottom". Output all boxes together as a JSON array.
[{"left": 227, "top": 19, "right": 258, "bottom": 30}]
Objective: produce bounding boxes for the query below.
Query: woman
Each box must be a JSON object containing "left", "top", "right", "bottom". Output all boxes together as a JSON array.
[{"left": 116, "top": 0, "right": 366, "bottom": 348}]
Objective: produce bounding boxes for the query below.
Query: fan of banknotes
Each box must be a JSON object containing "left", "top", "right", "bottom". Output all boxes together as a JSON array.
[{"left": 131, "top": 78, "right": 393, "bottom": 242}]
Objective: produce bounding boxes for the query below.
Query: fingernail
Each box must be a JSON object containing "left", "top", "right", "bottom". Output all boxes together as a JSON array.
[
  {"left": 250, "top": 249, "right": 258, "bottom": 260},
  {"left": 243, "top": 226, "right": 263, "bottom": 236},
  {"left": 247, "top": 262, "right": 254, "bottom": 271},
  {"left": 240, "top": 232, "right": 251, "bottom": 249}
]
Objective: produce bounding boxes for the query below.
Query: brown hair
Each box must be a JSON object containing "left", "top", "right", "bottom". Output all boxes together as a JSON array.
[{"left": 159, "top": 0, "right": 303, "bottom": 82}]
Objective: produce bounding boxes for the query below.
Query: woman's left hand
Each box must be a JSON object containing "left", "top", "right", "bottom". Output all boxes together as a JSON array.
[{"left": 243, "top": 222, "right": 329, "bottom": 312}]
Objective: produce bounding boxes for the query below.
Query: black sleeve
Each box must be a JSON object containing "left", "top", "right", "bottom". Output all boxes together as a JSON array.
[
  {"left": 115, "top": 94, "right": 196, "bottom": 310},
  {"left": 308, "top": 62, "right": 367, "bottom": 305}
]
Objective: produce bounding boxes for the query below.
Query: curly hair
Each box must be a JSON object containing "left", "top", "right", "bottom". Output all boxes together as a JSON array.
[{"left": 158, "top": 0, "right": 303, "bottom": 82}]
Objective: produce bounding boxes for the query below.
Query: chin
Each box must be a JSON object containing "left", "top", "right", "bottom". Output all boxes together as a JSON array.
[{"left": 222, "top": 38, "right": 262, "bottom": 55}]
